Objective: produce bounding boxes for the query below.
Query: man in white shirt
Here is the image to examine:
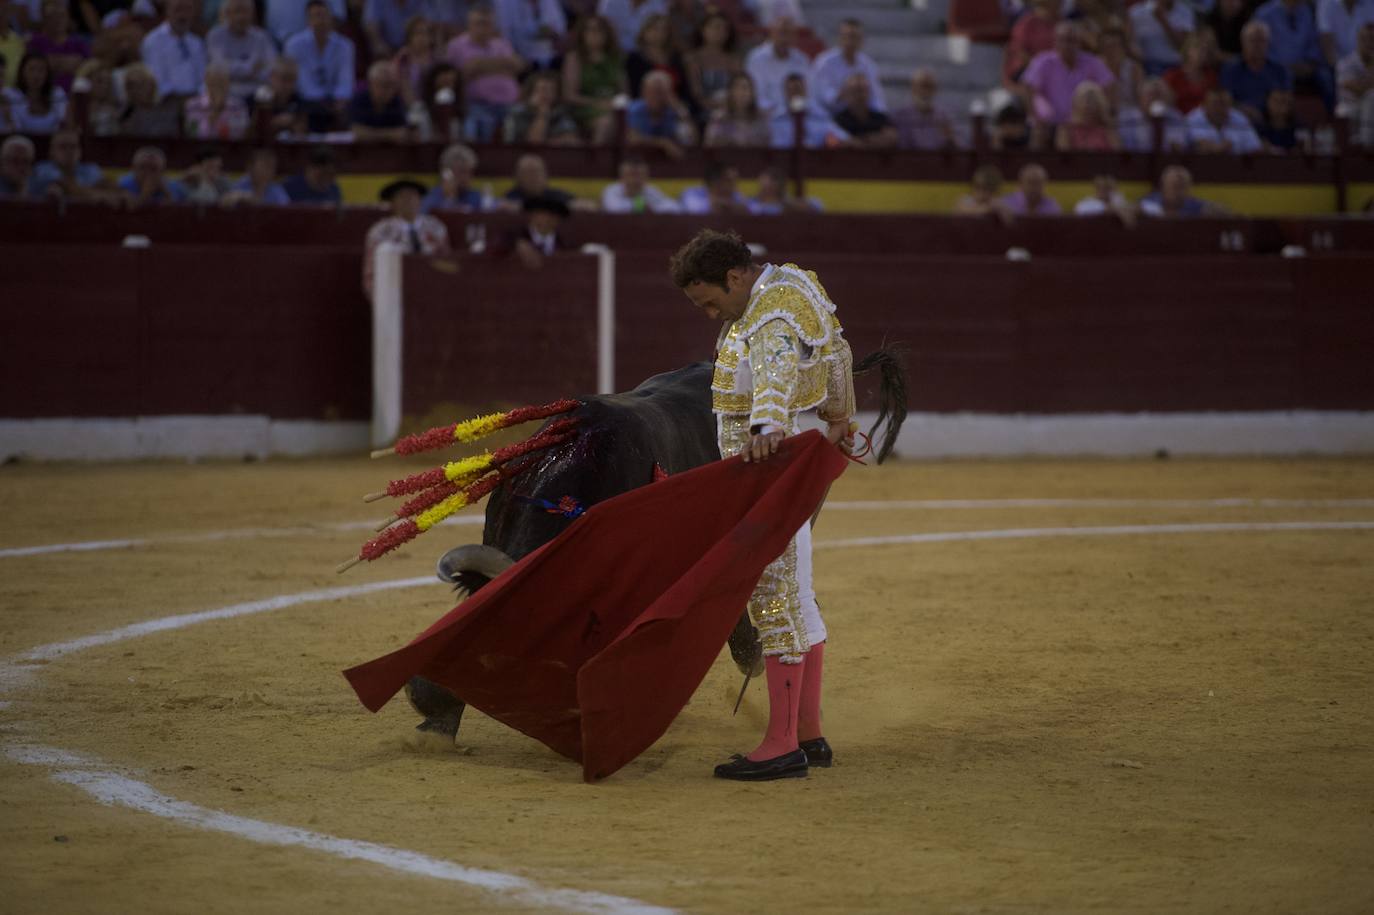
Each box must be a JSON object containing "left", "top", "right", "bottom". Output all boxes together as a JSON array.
[
  {"left": 1318, "top": 0, "right": 1374, "bottom": 64},
  {"left": 141, "top": 0, "right": 207, "bottom": 101},
  {"left": 1338, "top": 23, "right": 1374, "bottom": 144},
  {"left": 745, "top": 16, "right": 811, "bottom": 114},
  {"left": 596, "top": 0, "right": 668, "bottom": 53},
  {"left": 1129, "top": 0, "right": 1195, "bottom": 75},
  {"left": 1185, "top": 86, "right": 1263, "bottom": 152},
  {"left": 808, "top": 18, "right": 886, "bottom": 115},
  {"left": 207, "top": 0, "right": 277, "bottom": 101},
  {"left": 601, "top": 155, "right": 682, "bottom": 213}
]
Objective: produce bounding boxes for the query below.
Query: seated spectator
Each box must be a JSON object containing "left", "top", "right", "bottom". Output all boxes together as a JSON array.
[
  {"left": 744, "top": 14, "right": 809, "bottom": 114},
  {"left": 181, "top": 146, "right": 234, "bottom": 203},
  {"left": 502, "top": 152, "right": 575, "bottom": 209},
  {"left": 1253, "top": 0, "right": 1335, "bottom": 111},
  {"left": 809, "top": 17, "right": 885, "bottom": 116},
  {"left": 207, "top": 0, "right": 277, "bottom": 102},
  {"left": 627, "top": 69, "right": 696, "bottom": 155},
  {"left": 447, "top": 4, "right": 521, "bottom": 143},
  {"left": 32, "top": 127, "right": 119, "bottom": 201},
  {"left": 118, "top": 146, "right": 188, "bottom": 206},
  {"left": 769, "top": 73, "right": 851, "bottom": 148},
  {"left": 991, "top": 100, "right": 1033, "bottom": 150},
  {"left": 423, "top": 142, "right": 487, "bottom": 213},
  {"left": 0, "top": 14, "right": 24, "bottom": 91},
  {"left": 1258, "top": 87, "right": 1307, "bottom": 150},
  {"left": 223, "top": 147, "right": 290, "bottom": 205},
  {"left": 1319, "top": 0, "right": 1374, "bottom": 65},
  {"left": 1118, "top": 77, "right": 1190, "bottom": 151},
  {"left": 281, "top": 145, "right": 343, "bottom": 205},
  {"left": 1129, "top": 0, "right": 1195, "bottom": 76},
  {"left": 363, "top": 177, "right": 452, "bottom": 296},
  {"left": 893, "top": 67, "right": 956, "bottom": 150},
  {"left": 563, "top": 14, "right": 626, "bottom": 145},
  {"left": 350, "top": 61, "right": 411, "bottom": 143},
  {"left": 415, "top": 62, "right": 463, "bottom": 141},
  {"left": 832, "top": 72, "right": 895, "bottom": 148},
  {"left": 88, "top": 11, "right": 145, "bottom": 72},
  {"left": 363, "top": 0, "right": 429, "bottom": 60},
  {"left": 141, "top": 0, "right": 206, "bottom": 102},
  {"left": 601, "top": 154, "right": 682, "bottom": 212},
  {"left": 1019, "top": 22, "right": 1116, "bottom": 129},
  {"left": 284, "top": 0, "right": 356, "bottom": 133},
  {"left": 1098, "top": 27, "right": 1142, "bottom": 115},
  {"left": 73, "top": 59, "right": 120, "bottom": 135},
  {"left": 598, "top": 0, "right": 669, "bottom": 53},
  {"left": 748, "top": 165, "right": 822, "bottom": 214},
  {"left": 678, "top": 161, "right": 749, "bottom": 213},
  {"left": 25, "top": 0, "right": 88, "bottom": 92},
  {"left": 116, "top": 63, "right": 180, "bottom": 137},
  {"left": 684, "top": 10, "right": 740, "bottom": 111},
  {"left": 499, "top": 193, "right": 572, "bottom": 270},
  {"left": 1186, "top": 86, "right": 1263, "bottom": 151},
  {"left": 0, "top": 134, "right": 41, "bottom": 198},
  {"left": 1003, "top": 0, "right": 1060, "bottom": 88},
  {"left": 3, "top": 52, "right": 66, "bottom": 134},
  {"left": 704, "top": 71, "right": 770, "bottom": 146},
  {"left": 504, "top": 70, "right": 582, "bottom": 144},
  {"left": 665, "top": 0, "right": 705, "bottom": 55},
  {"left": 185, "top": 62, "right": 251, "bottom": 139},
  {"left": 1073, "top": 173, "right": 1134, "bottom": 220},
  {"left": 1222, "top": 21, "right": 1293, "bottom": 124},
  {"left": 1164, "top": 32, "right": 1219, "bottom": 114},
  {"left": 953, "top": 164, "right": 1012, "bottom": 220},
  {"left": 265, "top": 0, "right": 345, "bottom": 46},
  {"left": 255, "top": 57, "right": 308, "bottom": 139},
  {"left": 1208, "top": 0, "right": 1254, "bottom": 63},
  {"left": 1056, "top": 80, "right": 1119, "bottom": 149},
  {"left": 1139, "top": 164, "right": 1217, "bottom": 215},
  {"left": 394, "top": 15, "right": 439, "bottom": 106},
  {"left": 1001, "top": 163, "right": 1062, "bottom": 215},
  {"left": 626, "top": 13, "right": 688, "bottom": 102},
  {"left": 1339, "top": 23, "right": 1374, "bottom": 146},
  {"left": 495, "top": 0, "right": 567, "bottom": 71}
]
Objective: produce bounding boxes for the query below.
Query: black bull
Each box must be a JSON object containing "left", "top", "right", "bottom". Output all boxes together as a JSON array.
[{"left": 404, "top": 355, "right": 905, "bottom": 739}]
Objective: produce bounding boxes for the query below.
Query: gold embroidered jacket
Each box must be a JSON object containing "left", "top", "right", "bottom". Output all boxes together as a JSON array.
[{"left": 711, "top": 263, "right": 856, "bottom": 431}]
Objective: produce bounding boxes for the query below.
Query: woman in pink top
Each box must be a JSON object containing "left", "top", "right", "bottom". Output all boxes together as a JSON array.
[{"left": 1055, "top": 81, "right": 1120, "bottom": 150}]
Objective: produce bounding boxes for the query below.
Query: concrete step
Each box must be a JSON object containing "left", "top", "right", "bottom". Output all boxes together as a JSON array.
[
  {"left": 864, "top": 33, "right": 1004, "bottom": 68},
  {"left": 876, "top": 57, "right": 999, "bottom": 91}
]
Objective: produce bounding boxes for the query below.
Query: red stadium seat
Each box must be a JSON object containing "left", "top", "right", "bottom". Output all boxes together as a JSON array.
[{"left": 947, "top": 0, "right": 1011, "bottom": 43}]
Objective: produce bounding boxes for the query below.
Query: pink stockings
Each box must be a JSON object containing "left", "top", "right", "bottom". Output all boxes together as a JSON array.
[{"left": 746, "top": 641, "right": 826, "bottom": 761}]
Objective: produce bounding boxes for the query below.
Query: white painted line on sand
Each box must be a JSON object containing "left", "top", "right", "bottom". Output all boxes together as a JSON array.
[
  {"left": 0, "top": 515, "right": 484, "bottom": 560},
  {"left": 815, "top": 520, "right": 1374, "bottom": 550},
  {"left": 3, "top": 744, "right": 673, "bottom": 915}
]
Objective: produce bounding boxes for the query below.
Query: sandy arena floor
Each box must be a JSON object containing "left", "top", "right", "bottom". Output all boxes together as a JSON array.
[{"left": 1, "top": 454, "right": 1372, "bottom": 914}]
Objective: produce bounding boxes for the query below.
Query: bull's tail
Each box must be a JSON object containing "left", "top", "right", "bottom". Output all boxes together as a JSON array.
[{"left": 854, "top": 344, "right": 908, "bottom": 464}]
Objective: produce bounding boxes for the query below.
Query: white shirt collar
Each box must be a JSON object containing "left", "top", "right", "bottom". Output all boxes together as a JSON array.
[{"left": 750, "top": 262, "right": 776, "bottom": 299}]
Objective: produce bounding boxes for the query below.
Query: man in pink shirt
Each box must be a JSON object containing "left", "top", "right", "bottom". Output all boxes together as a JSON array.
[
  {"left": 1019, "top": 22, "right": 1115, "bottom": 127},
  {"left": 446, "top": 5, "right": 523, "bottom": 142}
]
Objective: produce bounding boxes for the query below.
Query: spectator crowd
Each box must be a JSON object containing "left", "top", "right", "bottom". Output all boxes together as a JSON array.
[{"left": 1, "top": 0, "right": 1371, "bottom": 212}]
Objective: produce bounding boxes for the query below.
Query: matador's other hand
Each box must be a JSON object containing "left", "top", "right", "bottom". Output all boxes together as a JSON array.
[
  {"left": 744, "top": 430, "right": 785, "bottom": 463},
  {"left": 825, "top": 419, "right": 856, "bottom": 455}
]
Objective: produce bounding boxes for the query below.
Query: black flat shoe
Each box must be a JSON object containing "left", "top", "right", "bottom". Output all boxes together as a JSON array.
[
  {"left": 800, "top": 737, "right": 833, "bottom": 768},
  {"left": 713, "top": 748, "right": 808, "bottom": 781}
]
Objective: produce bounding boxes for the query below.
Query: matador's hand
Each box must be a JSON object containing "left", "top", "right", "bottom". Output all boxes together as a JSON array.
[
  {"left": 743, "top": 430, "right": 785, "bottom": 463},
  {"left": 825, "top": 419, "right": 856, "bottom": 455}
]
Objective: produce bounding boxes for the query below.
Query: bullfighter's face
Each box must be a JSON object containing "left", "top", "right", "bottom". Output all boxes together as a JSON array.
[{"left": 683, "top": 267, "right": 753, "bottom": 322}]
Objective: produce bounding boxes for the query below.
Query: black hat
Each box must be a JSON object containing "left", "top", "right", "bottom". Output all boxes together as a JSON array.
[
  {"left": 522, "top": 193, "right": 571, "bottom": 218},
  {"left": 380, "top": 178, "right": 428, "bottom": 201}
]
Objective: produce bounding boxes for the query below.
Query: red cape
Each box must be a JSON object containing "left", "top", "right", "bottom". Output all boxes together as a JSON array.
[{"left": 343, "top": 430, "right": 848, "bottom": 781}]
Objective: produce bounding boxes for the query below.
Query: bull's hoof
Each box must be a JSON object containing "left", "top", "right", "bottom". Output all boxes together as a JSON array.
[
  {"left": 415, "top": 713, "right": 462, "bottom": 740},
  {"left": 404, "top": 676, "right": 467, "bottom": 744}
]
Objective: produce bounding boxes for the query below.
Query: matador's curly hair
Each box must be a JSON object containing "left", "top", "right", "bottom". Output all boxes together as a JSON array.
[{"left": 668, "top": 229, "right": 753, "bottom": 290}]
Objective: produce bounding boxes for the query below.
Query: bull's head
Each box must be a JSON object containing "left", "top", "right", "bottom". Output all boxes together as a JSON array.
[{"left": 436, "top": 543, "right": 514, "bottom": 595}]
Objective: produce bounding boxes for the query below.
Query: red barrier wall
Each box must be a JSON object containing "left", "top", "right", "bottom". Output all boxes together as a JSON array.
[{"left": 1, "top": 246, "right": 370, "bottom": 419}]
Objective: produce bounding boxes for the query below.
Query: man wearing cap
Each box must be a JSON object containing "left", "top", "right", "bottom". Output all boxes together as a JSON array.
[
  {"left": 495, "top": 193, "right": 569, "bottom": 269},
  {"left": 364, "top": 177, "right": 453, "bottom": 297}
]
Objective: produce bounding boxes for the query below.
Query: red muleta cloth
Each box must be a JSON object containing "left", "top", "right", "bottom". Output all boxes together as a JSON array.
[{"left": 343, "top": 430, "right": 848, "bottom": 781}]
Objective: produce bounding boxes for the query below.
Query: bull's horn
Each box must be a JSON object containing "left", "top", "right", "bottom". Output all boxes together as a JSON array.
[{"left": 436, "top": 544, "right": 514, "bottom": 584}]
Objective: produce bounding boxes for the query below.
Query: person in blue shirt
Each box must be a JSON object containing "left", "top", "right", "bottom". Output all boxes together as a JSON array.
[
  {"left": 768, "top": 73, "right": 852, "bottom": 148},
  {"left": 348, "top": 61, "right": 410, "bottom": 143},
  {"left": 1253, "top": 0, "right": 1336, "bottom": 110},
  {"left": 1221, "top": 20, "right": 1294, "bottom": 123},
  {"left": 421, "top": 143, "right": 487, "bottom": 213},
  {"left": 627, "top": 70, "right": 697, "bottom": 157},
  {"left": 265, "top": 0, "right": 346, "bottom": 46},
  {"left": 362, "top": 0, "right": 429, "bottom": 59},
  {"left": 283, "top": 0, "right": 356, "bottom": 132},
  {"left": 224, "top": 148, "right": 291, "bottom": 205},
  {"left": 1139, "top": 164, "right": 1219, "bottom": 216},
  {"left": 0, "top": 135, "right": 43, "bottom": 199},
  {"left": 117, "top": 146, "right": 189, "bottom": 205},
  {"left": 281, "top": 145, "right": 343, "bottom": 205},
  {"left": 32, "top": 128, "right": 120, "bottom": 201}
]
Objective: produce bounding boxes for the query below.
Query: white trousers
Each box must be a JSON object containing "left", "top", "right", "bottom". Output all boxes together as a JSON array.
[{"left": 795, "top": 521, "right": 827, "bottom": 645}]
